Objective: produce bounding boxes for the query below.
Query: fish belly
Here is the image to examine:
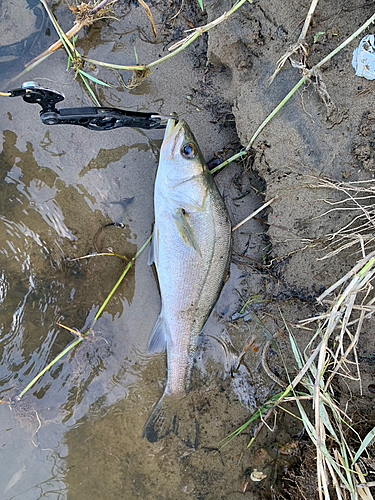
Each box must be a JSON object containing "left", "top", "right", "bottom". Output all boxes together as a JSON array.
[{"left": 156, "top": 191, "right": 231, "bottom": 395}]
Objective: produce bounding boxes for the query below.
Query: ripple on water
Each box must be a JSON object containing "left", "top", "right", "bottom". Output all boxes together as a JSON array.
[{"left": 0, "top": 270, "right": 9, "bottom": 304}]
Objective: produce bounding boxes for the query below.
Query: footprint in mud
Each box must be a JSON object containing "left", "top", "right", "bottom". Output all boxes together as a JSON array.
[{"left": 207, "top": 330, "right": 267, "bottom": 412}]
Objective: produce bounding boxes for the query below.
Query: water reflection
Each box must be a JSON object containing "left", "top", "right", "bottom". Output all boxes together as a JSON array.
[
  {"left": 0, "top": 97, "right": 154, "bottom": 499},
  {"left": 0, "top": 0, "right": 52, "bottom": 89}
]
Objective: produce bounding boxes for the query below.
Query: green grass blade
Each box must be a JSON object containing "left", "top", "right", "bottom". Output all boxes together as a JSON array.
[
  {"left": 219, "top": 392, "right": 284, "bottom": 449},
  {"left": 5, "top": 54, "right": 51, "bottom": 87},
  {"left": 84, "top": 0, "right": 250, "bottom": 73},
  {"left": 245, "top": 76, "right": 307, "bottom": 151},
  {"left": 286, "top": 319, "right": 340, "bottom": 444},
  {"left": 239, "top": 295, "right": 266, "bottom": 313},
  {"left": 93, "top": 235, "right": 152, "bottom": 324},
  {"left": 288, "top": 329, "right": 305, "bottom": 370},
  {"left": 246, "top": 311, "right": 274, "bottom": 342},
  {"left": 209, "top": 150, "right": 247, "bottom": 174},
  {"left": 18, "top": 337, "right": 83, "bottom": 398},
  {"left": 19, "top": 235, "right": 151, "bottom": 399},
  {"left": 79, "top": 72, "right": 100, "bottom": 106},
  {"left": 40, "top": 0, "right": 76, "bottom": 55},
  {"left": 358, "top": 256, "right": 375, "bottom": 277},
  {"left": 78, "top": 70, "right": 113, "bottom": 87},
  {"left": 133, "top": 46, "right": 139, "bottom": 65},
  {"left": 293, "top": 391, "right": 350, "bottom": 490},
  {"left": 353, "top": 426, "right": 375, "bottom": 464},
  {"left": 219, "top": 407, "right": 267, "bottom": 449},
  {"left": 319, "top": 401, "right": 340, "bottom": 444}
]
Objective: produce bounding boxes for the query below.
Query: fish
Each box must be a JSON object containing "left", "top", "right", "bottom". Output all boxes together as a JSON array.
[
  {"left": 143, "top": 118, "right": 232, "bottom": 447},
  {"left": 4, "top": 465, "right": 26, "bottom": 493}
]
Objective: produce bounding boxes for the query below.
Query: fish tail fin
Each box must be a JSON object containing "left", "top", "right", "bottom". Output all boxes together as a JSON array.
[{"left": 143, "top": 392, "right": 199, "bottom": 449}]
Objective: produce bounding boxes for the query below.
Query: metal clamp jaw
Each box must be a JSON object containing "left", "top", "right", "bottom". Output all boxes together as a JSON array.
[{"left": 8, "top": 82, "right": 173, "bottom": 131}]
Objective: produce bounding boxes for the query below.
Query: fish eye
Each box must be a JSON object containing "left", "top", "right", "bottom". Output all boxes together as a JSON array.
[{"left": 181, "top": 142, "right": 197, "bottom": 159}]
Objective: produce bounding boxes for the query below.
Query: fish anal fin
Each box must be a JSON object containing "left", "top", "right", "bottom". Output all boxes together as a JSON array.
[
  {"left": 172, "top": 208, "right": 202, "bottom": 257},
  {"left": 148, "top": 313, "right": 166, "bottom": 354}
]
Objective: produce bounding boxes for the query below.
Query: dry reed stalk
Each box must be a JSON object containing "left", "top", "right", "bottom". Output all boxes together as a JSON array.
[
  {"left": 305, "top": 177, "right": 375, "bottom": 260},
  {"left": 295, "top": 250, "right": 375, "bottom": 499},
  {"left": 269, "top": 0, "right": 319, "bottom": 83},
  {"left": 26, "top": 1, "right": 119, "bottom": 68}
]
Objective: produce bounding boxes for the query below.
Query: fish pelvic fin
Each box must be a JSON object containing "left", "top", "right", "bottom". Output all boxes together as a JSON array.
[
  {"left": 143, "top": 392, "right": 199, "bottom": 449},
  {"left": 148, "top": 313, "right": 167, "bottom": 353},
  {"left": 172, "top": 208, "right": 202, "bottom": 257},
  {"left": 148, "top": 225, "right": 159, "bottom": 267}
]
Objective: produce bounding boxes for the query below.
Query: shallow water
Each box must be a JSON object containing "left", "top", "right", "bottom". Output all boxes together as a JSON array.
[{"left": 0, "top": 1, "right": 271, "bottom": 499}]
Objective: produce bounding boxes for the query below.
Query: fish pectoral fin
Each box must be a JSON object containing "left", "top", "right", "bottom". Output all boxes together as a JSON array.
[
  {"left": 148, "top": 313, "right": 167, "bottom": 353},
  {"left": 170, "top": 178, "right": 208, "bottom": 213},
  {"left": 148, "top": 225, "right": 159, "bottom": 267},
  {"left": 172, "top": 209, "right": 202, "bottom": 257}
]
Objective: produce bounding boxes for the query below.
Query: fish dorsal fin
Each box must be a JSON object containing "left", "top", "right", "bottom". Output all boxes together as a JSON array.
[
  {"left": 172, "top": 208, "right": 202, "bottom": 256},
  {"left": 148, "top": 313, "right": 167, "bottom": 353},
  {"left": 148, "top": 225, "right": 159, "bottom": 267}
]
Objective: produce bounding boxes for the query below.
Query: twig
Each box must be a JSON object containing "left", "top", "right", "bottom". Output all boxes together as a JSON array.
[
  {"left": 26, "top": 22, "right": 84, "bottom": 67},
  {"left": 90, "top": 0, "right": 112, "bottom": 14},
  {"left": 232, "top": 196, "right": 279, "bottom": 231},
  {"left": 83, "top": 0, "right": 249, "bottom": 71}
]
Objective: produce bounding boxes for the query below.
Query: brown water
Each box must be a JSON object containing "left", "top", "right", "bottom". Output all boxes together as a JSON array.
[{"left": 0, "top": 1, "right": 278, "bottom": 499}]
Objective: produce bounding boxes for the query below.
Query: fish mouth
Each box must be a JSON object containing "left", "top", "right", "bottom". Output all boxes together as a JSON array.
[
  {"left": 162, "top": 116, "right": 186, "bottom": 157},
  {"left": 164, "top": 116, "right": 182, "bottom": 141}
]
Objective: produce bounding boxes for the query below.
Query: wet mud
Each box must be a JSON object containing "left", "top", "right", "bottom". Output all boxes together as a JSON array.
[{"left": 1, "top": 0, "right": 375, "bottom": 499}]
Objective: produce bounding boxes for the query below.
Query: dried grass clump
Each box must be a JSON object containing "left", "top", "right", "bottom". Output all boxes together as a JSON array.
[
  {"left": 223, "top": 249, "right": 375, "bottom": 500},
  {"left": 309, "top": 177, "right": 375, "bottom": 260},
  {"left": 297, "top": 250, "right": 375, "bottom": 500}
]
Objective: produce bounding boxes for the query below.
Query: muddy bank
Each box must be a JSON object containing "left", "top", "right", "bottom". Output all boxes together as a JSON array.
[
  {"left": 206, "top": 0, "right": 375, "bottom": 497},
  {"left": 208, "top": 0, "right": 375, "bottom": 284}
]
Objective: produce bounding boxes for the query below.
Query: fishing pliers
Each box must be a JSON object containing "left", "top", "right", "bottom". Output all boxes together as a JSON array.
[{"left": 7, "top": 81, "right": 175, "bottom": 131}]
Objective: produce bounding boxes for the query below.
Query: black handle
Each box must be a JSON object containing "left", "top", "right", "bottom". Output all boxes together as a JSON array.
[{"left": 8, "top": 81, "right": 173, "bottom": 131}]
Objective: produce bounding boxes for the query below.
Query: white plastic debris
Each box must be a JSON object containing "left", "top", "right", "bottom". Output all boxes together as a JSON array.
[
  {"left": 250, "top": 469, "right": 267, "bottom": 482},
  {"left": 352, "top": 34, "right": 375, "bottom": 80}
]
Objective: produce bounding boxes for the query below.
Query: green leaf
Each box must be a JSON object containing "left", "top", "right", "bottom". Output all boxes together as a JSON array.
[
  {"left": 79, "top": 72, "right": 100, "bottom": 106},
  {"left": 313, "top": 32, "right": 326, "bottom": 43},
  {"left": 353, "top": 426, "right": 375, "bottom": 464},
  {"left": 79, "top": 69, "right": 113, "bottom": 87},
  {"left": 197, "top": 0, "right": 204, "bottom": 9},
  {"left": 67, "top": 54, "right": 72, "bottom": 71},
  {"left": 134, "top": 46, "right": 139, "bottom": 65}
]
